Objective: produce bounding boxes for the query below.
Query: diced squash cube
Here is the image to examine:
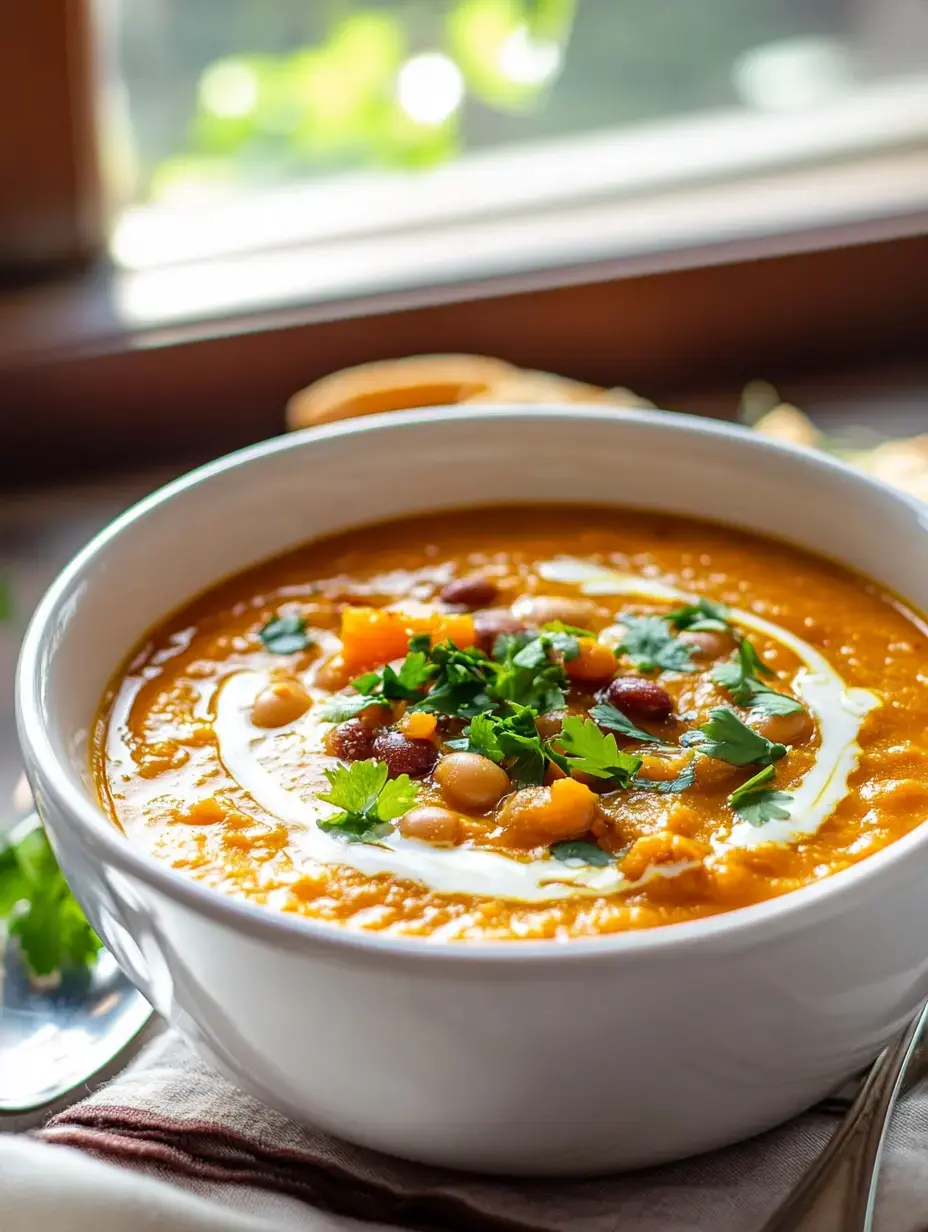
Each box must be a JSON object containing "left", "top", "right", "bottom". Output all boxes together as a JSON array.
[{"left": 340, "top": 607, "right": 475, "bottom": 671}]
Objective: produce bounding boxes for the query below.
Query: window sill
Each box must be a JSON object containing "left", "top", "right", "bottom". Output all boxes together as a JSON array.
[{"left": 0, "top": 165, "right": 926, "bottom": 483}]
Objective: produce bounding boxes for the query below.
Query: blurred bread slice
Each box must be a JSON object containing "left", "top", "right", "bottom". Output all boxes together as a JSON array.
[
  {"left": 464, "top": 369, "right": 652, "bottom": 408},
  {"left": 858, "top": 435, "right": 928, "bottom": 502},
  {"left": 286, "top": 354, "right": 516, "bottom": 429},
  {"left": 752, "top": 403, "right": 822, "bottom": 449},
  {"left": 286, "top": 353, "right": 651, "bottom": 430}
]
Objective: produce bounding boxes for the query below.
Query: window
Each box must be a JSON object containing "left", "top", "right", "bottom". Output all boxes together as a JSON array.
[
  {"left": 94, "top": 0, "right": 928, "bottom": 324},
  {"left": 2, "top": 0, "right": 927, "bottom": 482}
]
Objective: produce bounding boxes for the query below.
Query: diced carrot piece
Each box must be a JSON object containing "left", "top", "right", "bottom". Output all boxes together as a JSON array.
[
  {"left": 340, "top": 607, "right": 475, "bottom": 671},
  {"left": 398, "top": 710, "right": 438, "bottom": 740}
]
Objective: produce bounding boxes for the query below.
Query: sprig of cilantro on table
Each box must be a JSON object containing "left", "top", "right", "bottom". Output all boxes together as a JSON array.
[
  {"left": 711, "top": 640, "right": 803, "bottom": 717},
  {"left": 617, "top": 615, "right": 697, "bottom": 675},
  {"left": 685, "top": 707, "right": 787, "bottom": 767},
  {"left": 0, "top": 826, "right": 101, "bottom": 977},
  {"left": 728, "top": 765, "right": 793, "bottom": 826},
  {"left": 315, "top": 760, "right": 419, "bottom": 842}
]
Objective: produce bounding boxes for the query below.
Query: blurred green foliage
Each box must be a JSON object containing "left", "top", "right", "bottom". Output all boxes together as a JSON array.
[
  {"left": 123, "top": 0, "right": 839, "bottom": 204},
  {"left": 151, "top": 0, "right": 576, "bottom": 200}
]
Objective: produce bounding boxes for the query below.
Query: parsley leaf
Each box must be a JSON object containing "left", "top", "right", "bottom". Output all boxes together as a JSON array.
[
  {"left": 552, "top": 716, "right": 642, "bottom": 783},
  {"left": 260, "top": 611, "right": 311, "bottom": 655},
  {"left": 376, "top": 651, "right": 436, "bottom": 700},
  {"left": 0, "top": 826, "right": 101, "bottom": 977},
  {"left": 490, "top": 632, "right": 570, "bottom": 714},
  {"left": 453, "top": 711, "right": 504, "bottom": 761},
  {"left": 316, "top": 760, "right": 418, "bottom": 842},
  {"left": 634, "top": 761, "right": 697, "bottom": 794},
  {"left": 318, "top": 693, "right": 388, "bottom": 722},
  {"left": 729, "top": 766, "right": 793, "bottom": 826},
  {"left": 666, "top": 596, "right": 731, "bottom": 633},
  {"left": 411, "top": 640, "right": 495, "bottom": 717},
  {"left": 618, "top": 615, "right": 697, "bottom": 674},
  {"left": 542, "top": 620, "right": 596, "bottom": 639},
  {"left": 712, "top": 640, "right": 803, "bottom": 716},
  {"left": 748, "top": 690, "right": 805, "bottom": 718},
  {"left": 689, "top": 708, "right": 787, "bottom": 767},
  {"left": 588, "top": 701, "right": 660, "bottom": 744},
  {"left": 454, "top": 705, "right": 564, "bottom": 786},
  {"left": 549, "top": 840, "right": 613, "bottom": 867}
]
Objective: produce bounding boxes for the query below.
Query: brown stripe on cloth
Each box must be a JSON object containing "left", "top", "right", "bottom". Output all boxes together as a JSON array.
[{"left": 36, "top": 1030, "right": 833, "bottom": 1232}]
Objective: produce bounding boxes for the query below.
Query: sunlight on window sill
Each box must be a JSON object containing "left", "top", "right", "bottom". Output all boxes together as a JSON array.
[
  {"left": 111, "top": 75, "right": 928, "bottom": 275},
  {"left": 111, "top": 146, "right": 928, "bottom": 332}
]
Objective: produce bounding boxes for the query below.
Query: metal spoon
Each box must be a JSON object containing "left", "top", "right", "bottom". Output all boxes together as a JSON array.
[
  {"left": 761, "top": 998, "right": 928, "bottom": 1232},
  {"left": 0, "top": 814, "right": 154, "bottom": 1132}
]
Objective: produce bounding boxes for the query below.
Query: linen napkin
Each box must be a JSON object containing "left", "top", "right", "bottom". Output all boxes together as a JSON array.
[{"left": 25, "top": 1028, "right": 928, "bottom": 1231}]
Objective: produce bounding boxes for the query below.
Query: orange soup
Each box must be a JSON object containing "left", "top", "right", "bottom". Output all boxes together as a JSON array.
[{"left": 93, "top": 506, "right": 928, "bottom": 941}]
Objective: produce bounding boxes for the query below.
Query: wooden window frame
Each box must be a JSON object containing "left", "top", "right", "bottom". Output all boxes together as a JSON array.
[{"left": 0, "top": 1, "right": 103, "bottom": 271}]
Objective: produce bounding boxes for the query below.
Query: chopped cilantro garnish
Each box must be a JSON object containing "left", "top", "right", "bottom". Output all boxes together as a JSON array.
[
  {"left": 411, "top": 640, "right": 495, "bottom": 717},
  {"left": 551, "top": 716, "right": 642, "bottom": 783},
  {"left": 748, "top": 690, "right": 806, "bottom": 718},
  {"left": 588, "top": 701, "right": 660, "bottom": 744},
  {"left": 549, "top": 839, "right": 613, "bottom": 867},
  {"left": 542, "top": 620, "right": 596, "bottom": 639},
  {"left": 316, "top": 760, "right": 418, "bottom": 842},
  {"left": 666, "top": 596, "right": 731, "bottom": 633},
  {"left": 634, "top": 761, "right": 697, "bottom": 794},
  {"left": 490, "top": 632, "right": 571, "bottom": 713},
  {"left": 617, "top": 615, "right": 697, "bottom": 675},
  {"left": 0, "top": 826, "right": 101, "bottom": 977},
  {"left": 689, "top": 708, "right": 787, "bottom": 767},
  {"left": 260, "top": 611, "right": 311, "bottom": 655},
  {"left": 729, "top": 765, "right": 793, "bottom": 826},
  {"left": 318, "top": 693, "right": 387, "bottom": 722},
  {"left": 361, "top": 647, "right": 437, "bottom": 702},
  {"left": 330, "top": 628, "right": 576, "bottom": 726},
  {"left": 452, "top": 705, "right": 566, "bottom": 786},
  {"left": 711, "top": 640, "right": 803, "bottom": 716}
]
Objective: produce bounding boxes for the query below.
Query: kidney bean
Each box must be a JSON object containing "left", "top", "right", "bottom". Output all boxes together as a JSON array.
[
  {"left": 602, "top": 676, "right": 674, "bottom": 720},
  {"left": 372, "top": 729, "right": 439, "bottom": 779},
  {"left": 440, "top": 574, "right": 499, "bottom": 610},
  {"left": 473, "top": 608, "right": 528, "bottom": 653},
  {"left": 326, "top": 719, "right": 376, "bottom": 761}
]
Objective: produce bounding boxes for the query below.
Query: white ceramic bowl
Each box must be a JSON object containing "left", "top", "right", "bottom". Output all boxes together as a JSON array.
[{"left": 17, "top": 407, "right": 928, "bottom": 1176}]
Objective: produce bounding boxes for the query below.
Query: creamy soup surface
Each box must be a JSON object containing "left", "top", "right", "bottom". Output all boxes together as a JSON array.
[{"left": 93, "top": 506, "right": 928, "bottom": 941}]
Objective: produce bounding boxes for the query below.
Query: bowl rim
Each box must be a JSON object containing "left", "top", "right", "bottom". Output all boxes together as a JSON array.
[{"left": 16, "top": 403, "right": 928, "bottom": 966}]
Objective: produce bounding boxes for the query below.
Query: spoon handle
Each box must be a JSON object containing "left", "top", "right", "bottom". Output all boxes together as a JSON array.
[{"left": 760, "top": 1000, "right": 928, "bottom": 1232}]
